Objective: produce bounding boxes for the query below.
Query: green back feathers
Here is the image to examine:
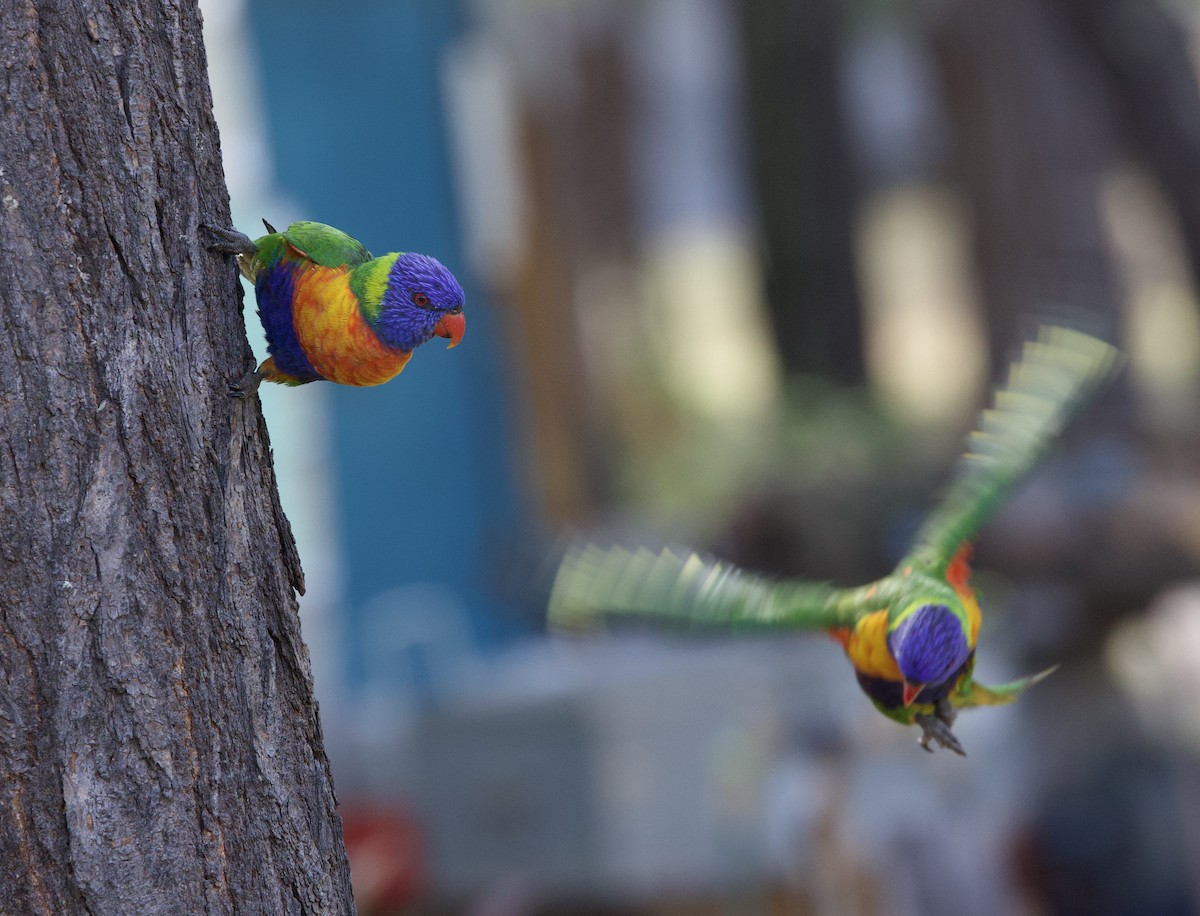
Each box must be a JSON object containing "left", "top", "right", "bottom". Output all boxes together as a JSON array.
[
  {"left": 252, "top": 220, "right": 373, "bottom": 272},
  {"left": 904, "top": 326, "right": 1121, "bottom": 577},
  {"left": 281, "top": 221, "right": 372, "bottom": 267},
  {"left": 890, "top": 584, "right": 969, "bottom": 631}
]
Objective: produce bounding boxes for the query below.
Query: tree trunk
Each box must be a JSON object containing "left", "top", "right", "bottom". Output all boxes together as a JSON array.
[{"left": 0, "top": 3, "right": 355, "bottom": 913}]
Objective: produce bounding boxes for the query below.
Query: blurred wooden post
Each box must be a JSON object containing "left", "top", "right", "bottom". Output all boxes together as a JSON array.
[
  {"left": 930, "top": 0, "right": 1124, "bottom": 367},
  {"left": 508, "top": 33, "right": 638, "bottom": 524},
  {"left": 1048, "top": 0, "right": 1200, "bottom": 297},
  {"left": 739, "top": 0, "right": 867, "bottom": 385}
]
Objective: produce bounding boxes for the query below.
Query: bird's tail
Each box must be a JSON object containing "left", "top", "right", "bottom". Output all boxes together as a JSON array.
[
  {"left": 236, "top": 252, "right": 258, "bottom": 283},
  {"left": 954, "top": 665, "right": 1058, "bottom": 708}
]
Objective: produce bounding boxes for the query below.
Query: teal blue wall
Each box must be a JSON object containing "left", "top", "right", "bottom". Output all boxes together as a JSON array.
[{"left": 247, "top": 0, "right": 526, "bottom": 683}]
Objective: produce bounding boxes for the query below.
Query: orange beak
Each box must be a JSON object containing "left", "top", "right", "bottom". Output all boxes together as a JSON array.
[
  {"left": 902, "top": 681, "right": 923, "bottom": 707},
  {"left": 433, "top": 310, "right": 466, "bottom": 349}
]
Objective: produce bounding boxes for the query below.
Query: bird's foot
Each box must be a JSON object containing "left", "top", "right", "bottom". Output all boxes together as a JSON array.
[
  {"left": 933, "top": 694, "right": 957, "bottom": 727},
  {"left": 914, "top": 697, "right": 965, "bottom": 756},
  {"left": 200, "top": 223, "right": 257, "bottom": 256},
  {"left": 228, "top": 368, "right": 264, "bottom": 399}
]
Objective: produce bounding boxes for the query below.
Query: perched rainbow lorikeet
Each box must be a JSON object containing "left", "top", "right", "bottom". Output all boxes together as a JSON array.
[
  {"left": 203, "top": 220, "right": 465, "bottom": 396},
  {"left": 549, "top": 327, "right": 1120, "bottom": 755}
]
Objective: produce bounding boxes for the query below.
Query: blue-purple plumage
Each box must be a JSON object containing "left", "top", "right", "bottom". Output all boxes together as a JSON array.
[
  {"left": 372, "top": 252, "right": 467, "bottom": 352},
  {"left": 888, "top": 604, "right": 971, "bottom": 687},
  {"left": 253, "top": 254, "right": 322, "bottom": 383}
]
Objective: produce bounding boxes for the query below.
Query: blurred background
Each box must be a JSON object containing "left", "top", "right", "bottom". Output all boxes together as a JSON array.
[{"left": 200, "top": 0, "right": 1200, "bottom": 912}]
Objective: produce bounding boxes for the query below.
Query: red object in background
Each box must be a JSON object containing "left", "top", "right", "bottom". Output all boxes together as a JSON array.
[{"left": 340, "top": 802, "right": 426, "bottom": 913}]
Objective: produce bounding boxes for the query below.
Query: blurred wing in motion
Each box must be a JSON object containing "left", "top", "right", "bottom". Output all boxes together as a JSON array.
[
  {"left": 904, "top": 326, "right": 1121, "bottom": 578},
  {"left": 548, "top": 544, "right": 863, "bottom": 634}
]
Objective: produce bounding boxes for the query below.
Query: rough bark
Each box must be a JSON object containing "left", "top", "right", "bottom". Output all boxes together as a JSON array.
[{"left": 0, "top": 2, "right": 355, "bottom": 913}]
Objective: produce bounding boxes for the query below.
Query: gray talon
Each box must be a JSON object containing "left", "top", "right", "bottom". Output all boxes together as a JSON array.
[
  {"left": 201, "top": 223, "right": 257, "bottom": 256},
  {"left": 934, "top": 696, "right": 958, "bottom": 727},
  {"left": 229, "top": 368, "right": 263, "bottom": 399},
  {"left": 915, "top": 705, "right": 966, "bottom": 756}
]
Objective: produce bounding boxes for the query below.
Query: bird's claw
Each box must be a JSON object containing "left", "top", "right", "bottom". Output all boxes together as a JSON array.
[
  {"left": 228, "top": 368, "right": 263, "bottom": 399},
  {"left": 200, "top": 223, "right": 257, "bottom": 256},
  {"left": 914, "top": 697, "right": 965, "bottom": 756}
]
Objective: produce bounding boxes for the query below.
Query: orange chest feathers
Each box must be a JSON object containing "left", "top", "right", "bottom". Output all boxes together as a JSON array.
[{"left": 290, "top": 263, "right": 412, "bottom": 387}]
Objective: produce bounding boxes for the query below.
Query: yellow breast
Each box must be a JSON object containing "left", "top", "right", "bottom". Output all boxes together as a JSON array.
[{"left": 844, "top": 609, "right": 903, "bottom": 681}]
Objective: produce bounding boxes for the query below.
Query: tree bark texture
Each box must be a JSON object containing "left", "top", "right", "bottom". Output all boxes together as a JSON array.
[{"left": 0, "top": 3, "right": 354, "bottom": 913}]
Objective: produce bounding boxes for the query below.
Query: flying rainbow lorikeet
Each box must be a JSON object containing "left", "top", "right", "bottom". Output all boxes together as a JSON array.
[
  {"left": 549, "top": 327, "right": 1120, "bottom": 755},
  {"left": 204, "top": 220, "right": 465, "bottom": 396}
]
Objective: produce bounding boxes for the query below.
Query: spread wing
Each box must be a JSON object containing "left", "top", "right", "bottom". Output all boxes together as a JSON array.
[
  {"left": 904, "top": 326, "right": 1121, "bottom": 578},
  {"left": 547, "top": 544, "right": 867, "bottom": 634}
]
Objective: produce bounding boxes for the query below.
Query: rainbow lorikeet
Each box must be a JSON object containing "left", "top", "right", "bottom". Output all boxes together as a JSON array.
[
  {"left": 203, "top": 220, "right": 465, "bottom": 396},
  {"left": 549, "top": 327, "right": 1120, "bottom": 755}
]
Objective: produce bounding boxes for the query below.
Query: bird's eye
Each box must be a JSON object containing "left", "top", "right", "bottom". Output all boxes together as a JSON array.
[{"left": 412, "top": 291, "right": 430, "bottom": 308}]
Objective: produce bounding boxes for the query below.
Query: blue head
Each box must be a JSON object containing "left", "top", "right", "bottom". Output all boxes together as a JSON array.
[
  {"left": 887, "top": 602, "right": 971, "bottom": 704},
  {"left": 373, "top": 252, "right": 466, "bottom": 352}
]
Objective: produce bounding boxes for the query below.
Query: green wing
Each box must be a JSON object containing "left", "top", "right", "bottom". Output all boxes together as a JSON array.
[
  {"left": 547, "top": 327, "right": 1118, "bottom": 634},
  {"left": 260, "top": 220, "right": 373, "bottom": 269},
  {"left": 905, "top": 326, "right": 1120, "bottom": 577},
  {"left": 548, "top": 544, "right": 866, "bottom": 634}
]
